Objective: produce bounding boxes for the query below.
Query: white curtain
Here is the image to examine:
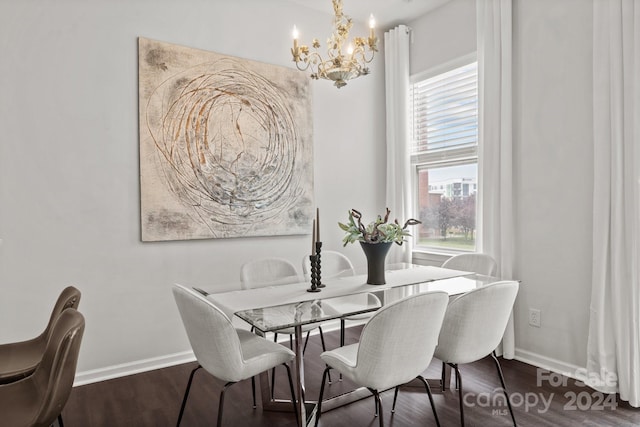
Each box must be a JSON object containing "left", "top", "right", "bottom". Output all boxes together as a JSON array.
[
  {"left": 588, "top": 0, "right": 640, "bottom": 407},
  {"left": 384, "top": 25, "right": 412, "bottom": 264},
  {"left": 476, "top": 0, "right": 515, "bottom": 358}
]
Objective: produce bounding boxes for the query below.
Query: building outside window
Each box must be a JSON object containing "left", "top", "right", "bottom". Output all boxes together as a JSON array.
[{"left": 409, "top": 56, "right": 478, "bottom": 253}]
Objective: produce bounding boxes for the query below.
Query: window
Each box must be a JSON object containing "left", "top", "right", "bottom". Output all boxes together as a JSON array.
[{"left": 410, "top": 57, "right": 478, "bottom": 252}]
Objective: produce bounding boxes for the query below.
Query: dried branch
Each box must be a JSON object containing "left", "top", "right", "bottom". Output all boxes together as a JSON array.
[{"left": 339, "top": 208, "right": 422, "bottom": 246}]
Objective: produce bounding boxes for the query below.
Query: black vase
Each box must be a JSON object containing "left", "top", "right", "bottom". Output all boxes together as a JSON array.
[{"left": 360, "top": 241, "right": 393, "bottom": 285}]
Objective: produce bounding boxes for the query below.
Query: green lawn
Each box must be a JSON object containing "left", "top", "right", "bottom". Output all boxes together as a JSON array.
[{"left": 418, "top": 235, "right": 475, "bottom": 251}]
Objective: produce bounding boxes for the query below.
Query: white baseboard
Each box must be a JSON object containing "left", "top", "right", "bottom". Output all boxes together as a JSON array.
[
  {"left": 514, "top": 348, "right": 586, "bottom": 381},
  {"left": 74, "top": 350, "right": 196, "bottom": 387},
  {"left": 79, "top": 328, "right": 581, "bottom": 389},
  {"left": 73, "top": 320, "right": 348, "bottom": 387}
]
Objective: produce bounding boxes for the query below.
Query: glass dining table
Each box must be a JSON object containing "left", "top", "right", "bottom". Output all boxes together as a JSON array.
[{"left": 206, "top": 263, "right": 501, "bottom": 427}]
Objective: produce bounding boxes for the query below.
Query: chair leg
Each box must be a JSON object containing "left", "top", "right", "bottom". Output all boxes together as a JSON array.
[
  {"left": 417, "top": 375, "right": 441, "bottom": 427},
  {"left": 318, "top": 326, "right": 327, "bottom": 351},
  {"left": 271, "top": 366, "right": 277, "bottom": 398},
  {"left": 272, "top": 334, "right": 295, "bottom": 400},
  {"left": 177, "top": 365, "right": 202, "bottom": 427},
  {"left": 314, "top": 366, "right": 332, "bottom": 427},
  {"left": 318, "top": 326, "right": 327, "bottom": 352},
  {"left": 339, "top": 320, "right": 345, "bottom": 381},
  {"left": 491, "top": 351, "right": 517, "bottom": 426},
  {"left": 283, "top": 363, "right": 300, "bottom": 427},
  {"left": 391, "top": 386, "right": 400, "bottom": 413},
  {"left": 369, "top": 388, "right": 384, "bottom": 427},
  {"left": 251, "top": 376, "right": 257, "bottom": 408},
  {"left": 217, "top": 382, "right": 235, "bottom": 427},
  {"left": 452, "top": 364, "right": 465, "bottom": 427},
  {"left": 271, "top": 333, "right": 280, "bottom": 396},
  {"left": 316, "top": 327, "right": 332, "bottom": 384},
  {"left": 302, "top": 330, "right": 311, "bottom": 353}
]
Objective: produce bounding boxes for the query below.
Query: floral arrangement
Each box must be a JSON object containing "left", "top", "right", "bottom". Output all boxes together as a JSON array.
[{"left": 338, "top": 208, "right": 421, "bottom": 246}]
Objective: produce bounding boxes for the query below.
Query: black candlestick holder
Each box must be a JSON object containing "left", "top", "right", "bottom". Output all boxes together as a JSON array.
[
  {"left": 315, "top": 241, "right": 325, "bottom": 288},
  {"left": 307, "top": 254, "right": 321, "bottom": 292}
]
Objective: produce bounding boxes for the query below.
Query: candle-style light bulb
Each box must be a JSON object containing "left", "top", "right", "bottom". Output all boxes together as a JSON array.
[
  {"left": 292, "top": 25, "right": 299, "bottom": 58},
  {"left": 347, "top": 43, "right": 354, "bottom": 55},
  {"left": 369, "top": 14, "right": 375, "bottom": 40}
]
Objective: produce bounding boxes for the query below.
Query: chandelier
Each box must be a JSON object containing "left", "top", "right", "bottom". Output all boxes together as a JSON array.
[{"left": 291, "top": 0, "right": 377, "bottom": 88}]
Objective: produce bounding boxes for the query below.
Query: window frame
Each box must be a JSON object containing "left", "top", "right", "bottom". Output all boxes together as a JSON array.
[{"left": 409, "top": 53, "right": 479, "bottom": 259}]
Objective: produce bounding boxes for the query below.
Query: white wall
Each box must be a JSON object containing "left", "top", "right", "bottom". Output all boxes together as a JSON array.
[
  {"left": 512, "top": 0, "right": 593, "bottom": 370},
  {"left": 409, "top": 0, "right": 476, "bottom": 75},
  {"left": 410, "top": 0, "right": 594, "bottom": 371},
  {"left": 0, "top": 0, "right": 386, "bottom": 378}
]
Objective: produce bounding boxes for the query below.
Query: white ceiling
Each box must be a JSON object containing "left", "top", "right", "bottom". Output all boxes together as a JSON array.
[{"left": 284, "top": 0, "right": 451, "bottom": 29}]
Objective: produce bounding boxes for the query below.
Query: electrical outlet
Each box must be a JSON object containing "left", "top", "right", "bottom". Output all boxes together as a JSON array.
[{"left": 529, "top": 308, "right": 541, "bottom": 327}]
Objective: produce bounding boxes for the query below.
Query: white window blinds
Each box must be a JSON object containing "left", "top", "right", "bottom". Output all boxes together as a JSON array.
[{"left": 410, "top": 61, "right": 478, "bottom": 155}]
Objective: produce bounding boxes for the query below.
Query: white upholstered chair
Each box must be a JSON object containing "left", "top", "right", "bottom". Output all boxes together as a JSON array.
[
  {"left": 440, "top": 253, "right": 509, "bottom": 391},
  {"left": 441, "top": 253, "right": 497, "bottom": 276},
  {"left": 241, "top": 257, "right": 328, "bottom": 351},
  {"left": 241, "top": 257, "right": 304, "bottom": 288},
  {"left": 172, "top": 284, "right": 298, "bottom": 427},
  {"left": 302, "top": 251, "right": 382, "bottom": 349},
  {"left": 301, "top": 250, "right": 356, "bottom": 281},
  {"left": 433, "top": 280, "right": 519, "bottom": 427},
  {"left": 241, "top": 257, "right": 331, "bottom": 387},
  {"left": 315, "top": 291, "right": 449, "bottom": 427}
]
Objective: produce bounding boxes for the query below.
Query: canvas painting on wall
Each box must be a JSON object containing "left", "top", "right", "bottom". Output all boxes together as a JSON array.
[{"left": 138, "top": 37, "right": 314, "bottom": 241}]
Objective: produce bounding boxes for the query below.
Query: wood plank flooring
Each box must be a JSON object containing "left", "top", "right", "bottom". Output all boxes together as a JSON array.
[{"left": 63, "top": 326, "right": 639, "bottom": 426}]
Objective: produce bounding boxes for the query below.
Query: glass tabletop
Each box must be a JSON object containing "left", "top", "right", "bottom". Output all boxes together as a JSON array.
[{"left": 235, "top": 273, "right": 500, "bottom": 333}]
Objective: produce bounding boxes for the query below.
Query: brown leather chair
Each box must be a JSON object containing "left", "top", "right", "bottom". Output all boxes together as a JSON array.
[
  {"left": 0, "top": 308, "right": 85, "bottom": 427},
  {"left": 0, "top": 286, "right": 81, "bottom": 384}
]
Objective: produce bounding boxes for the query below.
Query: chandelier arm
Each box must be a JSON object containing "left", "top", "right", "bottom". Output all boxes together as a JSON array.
[
  {"left": 294, "top": 59, "right": 312, "bottom": 72},
  {"left": 351, "top": 47, "right": 375, "bottom": 65}
]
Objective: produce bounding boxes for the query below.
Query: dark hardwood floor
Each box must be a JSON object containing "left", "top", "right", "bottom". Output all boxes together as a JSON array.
[{"left": 63, "top": 327, "right": 639, "bottom": 427}]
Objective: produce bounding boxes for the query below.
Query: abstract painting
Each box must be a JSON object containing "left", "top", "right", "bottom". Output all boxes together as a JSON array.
[{"left": 138, "top": 38, "right": 313, "bottom": 241}]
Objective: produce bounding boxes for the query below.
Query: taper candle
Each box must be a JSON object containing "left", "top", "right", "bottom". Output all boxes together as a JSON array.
[{"left": 311, "top": 219, "right": 316, "bottom": 254}]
